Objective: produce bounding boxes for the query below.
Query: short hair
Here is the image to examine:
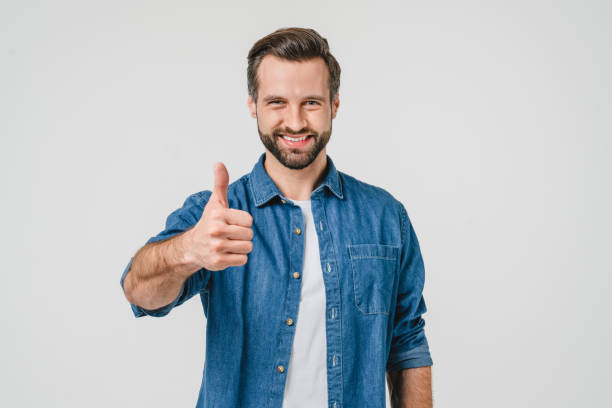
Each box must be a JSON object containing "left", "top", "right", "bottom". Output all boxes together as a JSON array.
[{"left": 247, "top": 27, "right": 341, "bottom": 104}]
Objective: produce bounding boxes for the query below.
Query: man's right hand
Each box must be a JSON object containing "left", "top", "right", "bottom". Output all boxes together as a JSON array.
[{"left": 184, "top": 162, "right": 254, "bottom": 271}]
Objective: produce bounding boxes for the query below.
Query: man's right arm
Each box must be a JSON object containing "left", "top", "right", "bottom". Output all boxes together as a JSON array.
[{"left": 122, "top": 228, "right": 201, "bottom": 311}]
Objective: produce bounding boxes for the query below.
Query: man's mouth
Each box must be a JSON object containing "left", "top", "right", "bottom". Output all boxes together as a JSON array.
[
  {"left": 279, "top": 134, "right": 312, "bottom": 142},
  {"left": 277, "top": 133, "right": 314, "bottom": 148}
]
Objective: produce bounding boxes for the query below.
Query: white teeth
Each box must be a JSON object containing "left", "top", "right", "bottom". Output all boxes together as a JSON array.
[{"left": 281, "top": 135, "right": 309, "bottom": 142}]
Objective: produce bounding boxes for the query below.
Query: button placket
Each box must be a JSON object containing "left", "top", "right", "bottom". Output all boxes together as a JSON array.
[
  {"left": 270, "top": 204, "right": 305, "bottom": 400},
  {"left": 310, "top": 196, "right": 343, "bottom": 407}
]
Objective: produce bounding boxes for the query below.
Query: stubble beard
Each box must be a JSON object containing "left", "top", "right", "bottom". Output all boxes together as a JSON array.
[{"left": 257, "top": 117, "right": 332, "bottom": 170}]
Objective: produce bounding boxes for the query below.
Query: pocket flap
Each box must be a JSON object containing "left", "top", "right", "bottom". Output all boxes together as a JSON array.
[{"left": 348, "top": 244, "right": 399, "bottom": 260}]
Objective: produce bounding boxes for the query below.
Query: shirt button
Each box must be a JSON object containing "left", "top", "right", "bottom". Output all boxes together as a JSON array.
[
  {"left": 277, "top": 365, "right": 285, "bottom": 373},
  {"left": 281, "top": 199, "right": 286, "bottom": 204},
  {"left": 285, "top": 318, "right": 294, "bottom": 326},
  {"left": 293, "top": 272, "right": 301, "bottom": 279},
  {"left": 294, "top": 227, "right": 302, "bottom": 235}
]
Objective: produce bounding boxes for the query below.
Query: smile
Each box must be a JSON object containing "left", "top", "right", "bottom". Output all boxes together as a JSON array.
[
  {"left": 278, "top": 133, "right": 313, "bottom": 148},
  {"left": 280, "top": 134, "right": 311, "bottom": 142}
]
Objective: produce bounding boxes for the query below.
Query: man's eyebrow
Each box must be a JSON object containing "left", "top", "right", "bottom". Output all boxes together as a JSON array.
[
  {"left": 262, "top": 95, "right": 327, "bottom": 103},
  {"left": 303, "top": 95, "right": 327, "bottom": 102}
]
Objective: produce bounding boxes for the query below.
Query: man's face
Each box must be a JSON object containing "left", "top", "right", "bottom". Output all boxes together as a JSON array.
[{"left": 248, "top": 55, "right": 340, "bottom": 170}]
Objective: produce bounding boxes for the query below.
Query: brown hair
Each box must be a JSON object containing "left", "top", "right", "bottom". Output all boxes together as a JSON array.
[{"left": 247, "top": 27, "right": 341, "bottom": 105}]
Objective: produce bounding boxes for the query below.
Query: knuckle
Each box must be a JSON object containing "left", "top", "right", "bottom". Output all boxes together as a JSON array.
[
  {"left": 211, "top": 255, "right": 223, "bottom": 267},
  {"left": 211, "top": 240, "right": 223, "bottom": 252},
  {"left": 209, "top": 225, "right": 223, "bottom": 237}
]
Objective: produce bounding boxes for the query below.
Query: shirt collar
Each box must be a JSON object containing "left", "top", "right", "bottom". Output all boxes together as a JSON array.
[{"left": 249, "top": 152, "right": 344, "bottom": 207}]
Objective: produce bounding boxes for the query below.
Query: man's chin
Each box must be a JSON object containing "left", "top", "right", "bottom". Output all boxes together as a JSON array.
[
  {"left": 279, "top": 155, "right": 314, "bottom": 170},
  {"left": 274, "top": 151, "right": 313, "bottom": 169},
  {"left": 270, "top": 142, "right": 312, "bottom": 167}
]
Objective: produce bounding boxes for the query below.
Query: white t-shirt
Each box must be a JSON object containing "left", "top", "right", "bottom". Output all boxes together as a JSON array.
[{"left": 282, "top": 199, "right": 328, "bottom": 407}]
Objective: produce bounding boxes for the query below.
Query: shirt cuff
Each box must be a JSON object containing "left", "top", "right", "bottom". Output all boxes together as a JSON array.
[
  {"left": 120, "top": 256, "right": 184, "bottom": 318},
  {"left": 386, "top": 343, "right": 434, "bottom": 371}
]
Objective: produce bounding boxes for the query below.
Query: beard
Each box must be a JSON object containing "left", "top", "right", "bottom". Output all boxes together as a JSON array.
[{"left": 257, "top": 119, "right": 332, "bottom": 170}]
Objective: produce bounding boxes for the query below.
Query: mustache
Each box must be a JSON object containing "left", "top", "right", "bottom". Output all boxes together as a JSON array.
[{"left": 273, "top": 128, "right": 317, "bottom": 137}]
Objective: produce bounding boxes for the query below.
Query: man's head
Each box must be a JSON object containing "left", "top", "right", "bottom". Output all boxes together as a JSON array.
[{"left": 247, "top": 27, "right": 341, "bottom": 170}]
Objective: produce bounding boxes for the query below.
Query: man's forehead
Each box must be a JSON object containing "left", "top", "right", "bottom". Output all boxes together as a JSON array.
[{"left": 257, "top": 54, "right": 329, "bottom": 98}]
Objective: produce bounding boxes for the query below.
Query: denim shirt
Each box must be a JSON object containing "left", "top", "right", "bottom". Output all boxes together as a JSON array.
[{"left": 120, "top": 153, "right": 433, "bottom": 408}]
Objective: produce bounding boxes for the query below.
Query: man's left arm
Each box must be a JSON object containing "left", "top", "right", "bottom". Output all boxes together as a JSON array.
[
  {"left": 386, "top": 366, "right": 432, "bottom": 408},
  {"left": 385, "top": 202, "right": 434, "bottom": 407}
]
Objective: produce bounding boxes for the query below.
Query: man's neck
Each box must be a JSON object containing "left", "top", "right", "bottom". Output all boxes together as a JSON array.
[{"left": 263, "top": 150, "right": 328, "bottom": 201}]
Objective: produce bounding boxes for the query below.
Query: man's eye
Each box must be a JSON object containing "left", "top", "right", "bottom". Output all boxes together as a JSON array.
[
  {"left": 270, "top": 100, "right": 283, "bottom": 104},
  {"left": 305, "top": 101, "right": 320, "bottom": 106}
]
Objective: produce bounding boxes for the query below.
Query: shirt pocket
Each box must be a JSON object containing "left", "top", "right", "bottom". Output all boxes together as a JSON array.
[{"left": 348, "top": 243, "right": 400, "bottom": 315}]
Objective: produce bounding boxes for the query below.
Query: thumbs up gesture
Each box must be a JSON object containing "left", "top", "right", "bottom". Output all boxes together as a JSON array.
[{"left": 185, "top": 162, "right": 254, "bottom": 271}]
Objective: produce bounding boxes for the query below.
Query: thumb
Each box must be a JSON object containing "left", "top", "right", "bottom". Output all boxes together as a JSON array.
[{"left": 211, "top": 162, "right": 229, "bottom": 207}]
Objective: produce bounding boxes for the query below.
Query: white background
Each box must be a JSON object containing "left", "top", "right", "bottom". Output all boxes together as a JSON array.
[{"left": 1, "top": 1, "right": 610, "bottom": 407}]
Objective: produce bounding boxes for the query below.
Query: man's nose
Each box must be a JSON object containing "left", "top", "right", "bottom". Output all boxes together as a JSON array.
[{"left": 284, "top": 104, "right": 307, "bottom": 132}]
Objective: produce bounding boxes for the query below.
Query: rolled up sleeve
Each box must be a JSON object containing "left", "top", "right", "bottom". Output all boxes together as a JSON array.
[
  {"left": 120, "top": 191, "right": 213, "bottom": 318},
  {"left": 386, "top": 203, "right": 434, "bottom": 371}
]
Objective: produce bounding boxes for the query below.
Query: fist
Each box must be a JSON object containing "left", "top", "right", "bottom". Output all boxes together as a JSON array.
[{"left": 185, "top": 162, "right": 254, "bottom": 271}]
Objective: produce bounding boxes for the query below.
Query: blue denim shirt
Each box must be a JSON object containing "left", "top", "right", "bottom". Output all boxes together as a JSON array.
[{"left": 120, "top": 153, "right": 433, "bottom": 408}]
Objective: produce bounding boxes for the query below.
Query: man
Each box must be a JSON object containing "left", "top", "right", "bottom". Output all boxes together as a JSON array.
[{"left": 121, "top": 27, "right": 433, "bottom": 408}]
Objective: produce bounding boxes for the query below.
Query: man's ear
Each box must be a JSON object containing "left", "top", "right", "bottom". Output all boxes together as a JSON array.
[
  {"left": 331, "top": 93, "right": 340, "bottom": 119},
  {"left": 247, "top": 95, "right": 257, "bottom": 118}
]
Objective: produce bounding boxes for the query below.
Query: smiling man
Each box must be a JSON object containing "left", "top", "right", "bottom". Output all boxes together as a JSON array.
[{"left": 121, "top": 27, "right": 434, "bottom": 408}]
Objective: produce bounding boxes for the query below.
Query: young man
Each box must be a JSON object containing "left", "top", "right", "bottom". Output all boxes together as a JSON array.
[{"left": 121, "top": 27, "right": 433, "bottom": 408}]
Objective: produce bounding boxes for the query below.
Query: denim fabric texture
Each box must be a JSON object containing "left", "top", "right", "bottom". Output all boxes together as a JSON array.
[{"left": 120, "top": 152, "right": 433, "bottom": 408}]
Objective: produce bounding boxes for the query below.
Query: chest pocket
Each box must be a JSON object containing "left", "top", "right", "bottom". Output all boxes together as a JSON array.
[{"left": 348, "top": 243, "right": 399, "bottom": 315}]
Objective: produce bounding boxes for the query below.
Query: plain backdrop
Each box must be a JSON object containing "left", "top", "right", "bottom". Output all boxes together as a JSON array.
[{"left": 1, "top": 1, "right": 610, "bottom": 407}]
